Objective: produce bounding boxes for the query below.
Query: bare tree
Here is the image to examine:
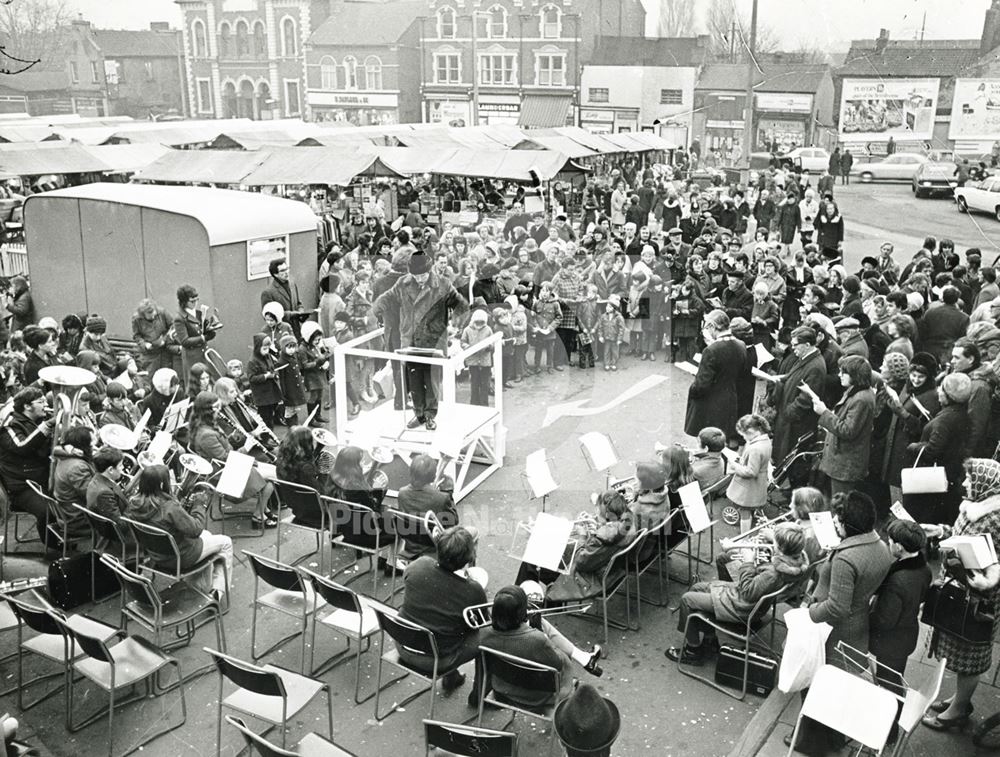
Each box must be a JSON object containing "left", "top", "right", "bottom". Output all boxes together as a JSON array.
[
  {"left": 657, "top": 0, "right": 697, "bottom": 38},
  {"left": 0, "top": 0, "right": 72, "bottom": 70},
  {"left": 704, "top": 0, "right": 778, "bottom": 63}
]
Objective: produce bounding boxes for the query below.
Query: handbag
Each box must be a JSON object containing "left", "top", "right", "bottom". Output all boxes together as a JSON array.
[
  {"left": 920, "top": 577, "right": 996, "bottom": 643},
  {"left": 901, "top": 448, "right": 948, "bottom": 495}
]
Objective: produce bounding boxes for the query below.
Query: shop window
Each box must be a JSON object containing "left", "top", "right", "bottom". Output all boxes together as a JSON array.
[
  {"left": 364, "top": 56, "right": 382, "bottom": 90},
  {"left": 320, "top": 56, "right": 337, "bottom": 89}
]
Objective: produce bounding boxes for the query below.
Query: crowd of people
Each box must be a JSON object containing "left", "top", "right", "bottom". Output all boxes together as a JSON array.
[{"left": 4, "top": 148, "right": 1000, "bottom": 754}]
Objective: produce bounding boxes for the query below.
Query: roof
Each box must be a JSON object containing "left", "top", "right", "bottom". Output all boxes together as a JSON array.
[
  {"left": 589, "top": 36, "right": 708, "bottom": 67},
  {"left": 698, "top": 63, "right": 830, "bottom": 93},
  {"left": 518, "top": 95, "right": 573, "bottom": 128},
  {"left": 29, "top": 182, "right": 318, "bottom": 246},
  {"left": 513, "top": 134, "right": 596, "bottom": 158},
  {"left": 309, "top": 0, "right": 424, "bottom": 46},
  {"left": 91, "top": 28, "right": 179, "bottom": 58},
  {"left": 242, "top": 147, "right": 402, "bottom": 185},
  {"left": 837, "top": 39, "right": 982, "bottom": 78},
  {"left": 0, "top": 144, "right": 109, "bottom": 175},
  {"left": 132, "top": 149, "right": 269, "bottom": 184},
  {"left": 79, "top": 143, "right": 171, "bottom": 173}
]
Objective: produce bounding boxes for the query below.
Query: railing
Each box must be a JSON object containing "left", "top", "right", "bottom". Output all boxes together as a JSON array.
[{"left": 0, "top": 243, "right": 27, "bottom": 277}]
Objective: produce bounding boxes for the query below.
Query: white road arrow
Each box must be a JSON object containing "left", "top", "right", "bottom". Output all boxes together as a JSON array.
[{"left": 541, "top": 374, "right": 669, "bottom": 428}]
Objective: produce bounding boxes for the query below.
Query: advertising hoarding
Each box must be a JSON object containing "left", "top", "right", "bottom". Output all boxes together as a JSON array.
[
  {"left": 838, "top": 78, "right": 939, "bottom": 141},
  {"left": 950, "top": 79, "right": 1000, "bottom": 140}
]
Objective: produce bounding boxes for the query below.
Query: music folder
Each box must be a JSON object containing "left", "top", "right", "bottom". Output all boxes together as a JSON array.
[
  {"left": 519, "top": 513, "right": 575, "bottom": 573},
  {"left": 524, "top": 449, "right": 558, "bottom": 499},
  {"left": 579, "top": 432, "right": 619, "bottom": 472},
  {"left": 678, "top": 481, "right": 716, "bottom": 534},
  {"left": 217, "top": 451, "right": 255, "bottom": 499}
]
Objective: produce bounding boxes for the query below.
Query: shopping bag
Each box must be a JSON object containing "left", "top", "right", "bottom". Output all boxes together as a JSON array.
[
  {"left": 777, "top": 607, "right": 832, "bottom": 693},
  {"left": 901, "top": 448, "right": 948, "bottom": 494},
  {"left": 373, "top": 363, "right": 394, "bottom": 401}
]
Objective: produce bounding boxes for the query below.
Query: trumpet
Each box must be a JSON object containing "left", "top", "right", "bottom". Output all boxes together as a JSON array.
[
  {"left": 719, "top": 509, "right": 796, "bottom": 564},
  {"left": 463, "top": 600, "right": 593, "bottom": 630}
]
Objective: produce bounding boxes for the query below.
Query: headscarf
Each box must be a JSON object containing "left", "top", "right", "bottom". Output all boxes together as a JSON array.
[
  {"left": 151, "top": 367, "right": 177, "bottom": 396},
  {"left": 880, "top": 351, "right": 910, "bottom": 383},
  {"left": 965, "top": 458, "right": 1000, "bottom": 502}
]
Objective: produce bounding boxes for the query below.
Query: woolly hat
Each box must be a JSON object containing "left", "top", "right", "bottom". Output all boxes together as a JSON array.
[
  {"left": 84, "top": 314, "right": 107, "bottom": 334},
  {"left": 262, "top": 302, "right": 285, "bottom": 322},
  {"left": 941, "top": 372, "right": 972, "bottom": 405},
  {"left": 37, "top": 316, "right": 58, "bottom": 331},
  {"left": 479, "top": 262, "right": 500, "bottom": 279},
  {"left": 300, "top": 321, "right": 323, "bottom": 344},
  {"left": 607, "top": 294, "right": 621, "bottom": 307},
  {"left": 470, "top": 308, "right": 489, "bottom": 324},
  {"left": 333, "top": 310, "right": 351, "bottom": 325},
  {"left": 880, "top": 351, "right": 910, "bottom": 383},
  {"left": 906, "top": 292, "right": 924, "bottom": 312},
  {"left": 278, "top": 334, "right": 298, "bottom": 350},
  {"left": 909, "top": 351, "right": 938, "bottom": 378},
  {"left": 636, "top": 461, "right": 666, "bottom": 491},
  {"left": 151, "top": 368, "right": 177, "bottom": 395},
  {"left": 504, "top": 294, "right": 520, "bottom": 311},
  {"left": 408, "top": 252, "right": 431, "bottom": 275},
  {"left": 842, "top": 275, "right": 862, "bottom": 295}
]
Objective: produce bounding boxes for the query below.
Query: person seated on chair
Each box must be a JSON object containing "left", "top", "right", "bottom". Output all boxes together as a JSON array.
[
  {"left": 396, "top": 453, "right": 459, "bottom": 557},
  {"left": 214, "top": 377, "right": 277, "bottom": 455},
  {"left": 275, "top": 426, "right": 325, "bottom": 528},
  {"left": 658, "top": 446, "right": 698, "bottom": 549},
  {"left": 691, "top": 426, "right": 729, "bottom": 491},
  {"left": 398, "top": 526, "right": 486, "bottom": 703},
  {"left": 51, "top": 425, "right": 97, "bottom": 541},
  {"left": 479, "top": 585, "right": 603, "bottom": 710},
  {"left": 629, "top": 461, "right": 670, "bottom": 530},
  {"left": 0, "top": 387, "right": 57, "bottom": 547},
  {"left": 85, "top": 446, "right": 130, "bottom": 521},
  {"left": 188, "top": 391, "right": 277, "bottom": 530},
  {"left": 666, "top": 523, "right": 810, "bottom": 665}
]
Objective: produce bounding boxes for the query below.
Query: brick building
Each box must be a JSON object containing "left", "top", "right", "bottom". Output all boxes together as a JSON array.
[{"left": 93, "top": 23, "right": 186, "bottom": 118}]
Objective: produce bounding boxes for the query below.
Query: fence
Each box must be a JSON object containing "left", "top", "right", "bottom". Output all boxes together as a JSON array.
[{"left": 0, "top": 243, "right": 27, "bottom": 277}]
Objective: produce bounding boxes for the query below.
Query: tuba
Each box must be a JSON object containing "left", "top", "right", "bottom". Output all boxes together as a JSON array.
[{"left": 38, "top": 365, "right": 96, "bottom": 441}]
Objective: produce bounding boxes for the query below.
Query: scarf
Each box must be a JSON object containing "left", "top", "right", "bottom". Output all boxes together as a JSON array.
[{"left": 960, "top": 458, "right": 1000, "bottom": 522}]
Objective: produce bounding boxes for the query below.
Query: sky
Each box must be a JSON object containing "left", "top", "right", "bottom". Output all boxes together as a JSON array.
[{"left": 67, "top": 0, "right": 996, "bottom": 51}]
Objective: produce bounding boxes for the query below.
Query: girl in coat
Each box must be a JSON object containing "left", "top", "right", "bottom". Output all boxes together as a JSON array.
[
  {"left": 881, "top": 351, "right": 940, "bottom": 503},
  {"left": 726, "top": 414, "right": 773, "bottom": 534},
  {"left": 247, "top": 333, "right": 281, "bottom": 428},
  {"left": 298, "top": 322, "right": 330, "bottom": 426},
  {"left": 276, "top": 334, "right": 306, "bottom": 426},
  {"left": 672, "top": 257, "right": 708, "bottom": 362},
  {"left": 531, "top": 282, "right": 562, "bottom": 373},
  {"left": 626, "top": 270, "right": 649, "bottom": 357}
]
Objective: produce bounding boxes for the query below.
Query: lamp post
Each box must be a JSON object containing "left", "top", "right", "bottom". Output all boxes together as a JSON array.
[{"left": 742, "top": 0, "right": 759, "bottom": 171}]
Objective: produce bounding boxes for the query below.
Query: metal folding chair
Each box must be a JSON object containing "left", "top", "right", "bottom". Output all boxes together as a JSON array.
[
  {"left": 568, "top": 530, "right": 646, "bottom": 647},
  {"left": 225, "top": 715, "right": 358, "bottom": 757},
  {"left": 423, "top": 719, "right": 518, "bottom": 757},
  {"left": 476, "top": 646, "right": 561, "bottom": 754},
  {"left": 323, "top": 495, "right": 392, "bottom": 596},
  {"left": 273, "top": 479, "right": 326, "bottom": 571}
]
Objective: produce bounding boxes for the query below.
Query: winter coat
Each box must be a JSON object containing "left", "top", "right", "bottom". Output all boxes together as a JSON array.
[
  {"left": 298, "top": 342, "right": 328, "bottom": 394},
  {"left": 547, "top": 518, "right": 635, "bottom": 602},
  {"left": 869, "top": 554, "right": 932, "bottom": 673},
  {"left": 721, "top": 284, "right": 753, "bottom": 322},
  {"left": 710, "top": 550, "right": 811, "bottom": 625},
  {"left": 815, "top": 209, "right": 844, "bottom": 251},
  {"left": 590, "top": 268, "right": 627, "bottom": 301},
  {"left": 373, "top": 271, "right": 468, "bottom": 352},
  {"left": 247, "top": 334, "right": 281, "bottom": 407},
  {"left": 6, "top": 280, "right": 34, "bottom": 332},
  {"left": 684, "top": 336, "right": 748, "bottom": 439},
  {"left": 460, "top": 323, "right": 493, "bottom": 367},
  {"left": 532, "top": 298, "right": 561, "bottom": 340},
  {"left": 173, "top": 308, "right": 217, "bottom": 376},
  {"left": 260, "top": 279, "right": 301, "bottom": 318},
  {"left": 630, "top": 488, "right": 669, "bottom": 531},
  {"left": 881, "top": 383, "right": 940, "bottom": 485},
  {"left": 125, "top": 492, "right": 205, "bottom": 569},
  {"left": 132, "top": 307, "right": 175, "bottom": 371},
  {"left": 596, "top": 310, "right": 626, "bottom": 342},
  {"left": 909, "top": 402, "right": 969, "bottom": 486},
  {"left": 918, "top": 305, "right": 970, "bottom": 364},
  {"left": 777, "top": 200, "right": 800, "bottom": 244},
  {"left": 818, "top": 386, "right": 876, "bottom": 482},
  {"left": 278, "top": 351, "right": 308, "bottom": 407},
  {"left": 726, "top": 435, "right": 772, "bottom": 508},
  {"left": 85, "top": 472, "right": 130, "bottom": 521},
  {"left": 51, "top": 445, "right": 94, "bottom": 534},
  {"left": 0, "top": 410, "right": 51, "bottom": 494}
]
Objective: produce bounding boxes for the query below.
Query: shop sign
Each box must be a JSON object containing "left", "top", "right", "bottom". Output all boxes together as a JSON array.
[
  {"left": 581, "top": 109, "right": 613, "bottom": 123},
  {"left": 307, "top": 91, "right": 398, "bottom": 108},
  {"left": 755, "top": 92, "right": 812, "bottom": 113},
  {"left": 427, "top": 99, "right": 470, "bottom": 126},
  {"left": 706, "top": 119, "right": 744, "bottom": 129}
]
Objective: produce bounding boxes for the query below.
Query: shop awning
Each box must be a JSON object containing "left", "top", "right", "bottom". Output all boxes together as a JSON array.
[
  {"left": 430, "top": 148, "right": 587, "bottom": 182},
  {"left": 543, "top": 126, "right": 625, "bottom": 154},
  {"left": 373, "top": 146, "right": 457, "bottom": 176},
  {"left": 518, "top": 95, "right": 573, "bottom": 129},
  {"left": 0, "top": 144, "right": 110, "bottom": 176},
  {"left": 629, "top": 132, "right": 678, "bottom": 151},
  {"left": 132, "top": 149, "right": 268, "bottom": 184},
  {"left": 600, "top": 132, "right": 654, "bottom": 153},
  {"left": 241, "top": 147, "right": 403, "bottom": 186},
  {"left": 512, "top": 135, "right": 596, "bottom": 159}
]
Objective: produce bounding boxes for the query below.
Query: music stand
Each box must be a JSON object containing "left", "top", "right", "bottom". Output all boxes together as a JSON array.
[
  {"left": 579, "top": 431, "right": 622, "bottom": 490},
  {"left": 506, "top": 514, "right": 578, "bottom": 576},
  {"left": 521, "top": 449, "right": 559, "bottom": 513}
]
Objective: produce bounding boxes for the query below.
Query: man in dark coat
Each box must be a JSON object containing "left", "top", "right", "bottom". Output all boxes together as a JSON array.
[
  {"left": 752, "top": 189, "right": 776, "bottom": 234},
  {"left": 684, "top": 310, "right": 748, "bottom": 441},
  {"left": 260, "top": 257, "right": 303, "bottom": 330},
  {"left": 719, "top": 270, "right": 753, "bottom": 321},
  {"left": 917, "top": 286, "right": 969, "bottom": 364},
  {"left": 828, "top": 147, "right": 841, "bottom": 178},
  {"left": 769, "top": 326, "right": 827, "bottom": 471},
  {"left": 840, "top": 150, "right": 854, "bottom": 184}
]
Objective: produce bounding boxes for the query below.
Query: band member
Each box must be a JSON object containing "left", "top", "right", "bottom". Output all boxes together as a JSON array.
[
  {"left": 214, "top": 377, "right": 277, "bottom": 455},
  {"left": 173, "top": 284, "right": 220, "bottom": 376},
  {"left": 0, "top": 387, "right": 56, "bottom": 545}
]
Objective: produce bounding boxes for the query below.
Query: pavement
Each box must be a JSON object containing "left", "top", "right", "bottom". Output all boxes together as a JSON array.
[{"left": 4, "top": 180, "right": 1000, "bottom": 756}]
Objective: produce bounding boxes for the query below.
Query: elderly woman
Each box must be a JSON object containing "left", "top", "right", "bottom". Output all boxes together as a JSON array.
[
  {"left": 810, "top": 354, "right": 876, "bottom": 497},
  {"left": 881, "top": 352, "right": 941, "bottom": 505},
  {"left": 921, "top": 459, "right": 1000, "bottom": 732},
  {"left": 132, "top": 298, "right": 176, "bottom": 374},
  {"left": 753, "top": 255, "right": 786, "bottom": 306},
  {"left": 671, "top": 256, "right": 709, "bottom": 362}
]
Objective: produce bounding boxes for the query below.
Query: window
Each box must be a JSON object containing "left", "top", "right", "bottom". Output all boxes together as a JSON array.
[
  {"left": 235, "top": 20, "right": 249, "bottom": 57},
  {"left": 437, "top": 6, "right": 456, "bottom": 38},
  {"left": 281, "top": 17, "right": 297, "bottom": 57},
  {"left": 479, "top": 52, "right": 516, "bottom": 85},
  {"left": 284, "top": 79, "right": 300, "bottom": 116},
  {"left": 589, "top": 87, "right": 609, "bottom": 103},
  {"left": 144, "top": 61, "right": 154, "bottom": 81},
  {"left": 536, "top": 53, "right": 564, "bottom": 86},
  {"left": 659, "top": 89, "right": 682, "bottom": 105},
  {"left": 319, "top": 55, "right": 337, "bottom": 89},
  {"left": 540, "top": 5, "right": 561, "bottom": 38},
  {"left": 342, "top": 55, "right": 358, "bottom": 89},
  {"left": 192, "top": 19, "right": 207, "bottom": 57},
  {"left": 253, "top": 21, "right": 266, "bottom": 57},
  {"left": 196, "top": 78, "right": 213, "bottom": 113},
  {"left": 482, "top": 5, "right": 507, "bottom": 38},
  {"left": 364, "top": 55, "right": 382, "bottom": 90},
  {"left": 69, "top": 61, "right": 78, "bottom": 83},
  {"left": 104, "top": 59, "right": 121, "bottom": 84},
  {"left": 434, "top": 52, "right": 460, "bottom": 84},
  {"left": 90, "top": 61, "right": 100, "bottom": 83},
  {"left": 218, "top": 22, "right": 231, "bottom": 57}
]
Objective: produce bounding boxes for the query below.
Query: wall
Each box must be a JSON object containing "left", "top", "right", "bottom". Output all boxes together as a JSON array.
[
  {"left": 640, "top": 66, "right": 696, "bottom": 129},
  {"left": 110, "top": 55, "right": 185, "bottom": 117}
]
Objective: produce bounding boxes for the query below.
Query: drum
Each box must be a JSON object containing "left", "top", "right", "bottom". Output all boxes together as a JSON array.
[
  {"left": 371, "top": 445, "right": 394, "bottom": 465},
  {"left": 99, "top": 424, "right": 136, "bottom": 451},
  {"left": 312, "top": 428, "right": 338, "bottom": 448}
]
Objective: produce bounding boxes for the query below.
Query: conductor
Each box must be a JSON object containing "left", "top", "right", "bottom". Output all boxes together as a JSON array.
[{"left": 374, "top": 250, "right": 468, "bottom": 430}]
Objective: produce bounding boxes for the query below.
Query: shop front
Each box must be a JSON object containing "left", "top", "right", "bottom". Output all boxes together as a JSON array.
[
  {"left": 753, "top": 92, "right": 813, "bottom": 152},
  {"left": 697, "top": 92, "right": 747, "bottom": 165},
  {"left": 579, "top": 107, "right": 638, "bottom": 133},
  {"left": 425, "top": 97, "right": 471, "bottom": 127},
  {"left": 308, "top": 91, "right": 400, "bottom": 126},
  {"left": 477, "top": 94, "right": 521, "bottom": 125}
]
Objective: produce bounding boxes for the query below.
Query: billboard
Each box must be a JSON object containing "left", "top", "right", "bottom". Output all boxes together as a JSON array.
[
  {"left": 838, "top": 78, "right": 939, "bottom": 141},
  {"left": 950, "top": 79, "right": 1000, "bottom": 140}
]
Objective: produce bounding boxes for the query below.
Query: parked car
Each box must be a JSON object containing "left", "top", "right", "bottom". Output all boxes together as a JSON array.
[
  {"left": 912, "top": 160, "right": 958, "bottom": 198},
  {"left": 749, "top": 152, "right": 800, "bottom": 171},
  {"left": 955, "top": 176, "right": 1000, "bottom": 221},
  {"left": 851, "top": 152, "right": 927, "bottom": 182},
  {"left": 784, "top": 147, "right": 831, "bottom": 173}
]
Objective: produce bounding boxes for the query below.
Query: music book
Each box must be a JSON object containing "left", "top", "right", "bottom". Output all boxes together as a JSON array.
[
  {"left": 675, "top": 361, "right": 699, "bottom": 376},
  {"left": 113, "top": 370, "right": 133, "bottom": 390},
  {"left": 940, "top": 534, "right": 998, "bottom": 570},
  {"left": 722, "top": 447, "right": 739, "bottom": 465},
  {"left": 678, "top": 481, "right": 715, "bottom": 534},
  {"left": 798, "top": 381, "right": 821, "bottom": 401},
  {"left": 809, "top": 512, "right": 842, "bottom": 549},
  {"left": 131, "top": 408, "right": 152, "bottom": 447},
  {"left": 911, "top": 396, "right": 932, "bottom": 420},
  {"left": 256, "top": 462, "right": 277, "bottom": 480},
  {"left": 890, "top": 501, "right": 914, "bottom": 522},
  {"left": 522, "top": 513, "right": 574, "bottom": 572},
  {"left": 147, "top": 431, "right": 172, "bottom": 464},
  {"left": 525, "top": 449, "right": 558, "bottom": 498},
  {"left": 161, "top": 398, "right": 190, "bottom": 433},
  {"left": 217, "top": 451, "right": 255, "bottom": 499},
  {"left": 751, "top": 367, "right": 780, "bottom": 383},
  {"left": 580, "top": 432, "right": 619, "bottom": 472},
  {"left": 754, "top": 343, "right": 776, "bottom": 365}
]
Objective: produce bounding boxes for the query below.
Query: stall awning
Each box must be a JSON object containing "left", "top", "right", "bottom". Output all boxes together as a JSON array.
[
  {"left": 630, "top": 132, "right": 677, "bottom": 151},
  {"left": 0, "top": 144, "right": 110, "bottom": 176},
  {"left": 81, "top": 144, "right": 171, "bottom": 173},
  {"left": 132, "top": 149, "right": 268, "bottom": 184},
  {"left": 512, "top": 135, "right": 595, "bottom": 159},
  {"left": 541, "top": 126, "right": 625, "bottom": 154},
  {"left": 518, "top": 96, "right": 573, "bottom": 129},
  {"left": 430, "top": 148, "right": 587, "bottom": 182},
  {"left": 241, "top": 147, "right": 403, "bottom": 186}
]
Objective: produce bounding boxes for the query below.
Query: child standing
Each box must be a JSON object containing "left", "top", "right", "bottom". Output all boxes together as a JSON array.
[
  {"left": 225, "top": 358, "right": 252, "bottom": 402},
  {"left": 750, "top": 282, "right": 780, "bottom": 349},
  {"left": 626, "top": 271, "right": 649, "bottom": 357},
  {"left": 277, "top": 334, "right": 307, "bottom": 426},
  {"left": 461, "top": 308, "right": 494, "bottom": 406},
  {"left": 531, "top": 282, "right": 561, "bottom": 374},
  {"left": 597, "top": 294, "right": 626, "bottom": 371},
  {"left": 346, "top": 270, "right": 377, "bottom": 402},
  {"left": 576, "top": 283, "right": 599, "bottom": 369},
  {"left": 507, "top": 294, "right": 528, "bottom": 382},
  {"left": 247, "top": 333, "right": 281, "bottom": 428},
  {"left": 331, "top": 311, "right": 362, "bottom": 417},
  {"left": 492, "top": 304, "right": 515, "bottom": 388},
  {"left": 299, "top": 322, "right": 330, "bottom": 425},
  {"left": 725, "top": 414, "right": 773, "bottom": 534}
]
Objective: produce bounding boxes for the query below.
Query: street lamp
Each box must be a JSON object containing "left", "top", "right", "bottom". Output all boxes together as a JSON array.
[{"left": 742, "top": 0, "right": 759, "bottom": 172}]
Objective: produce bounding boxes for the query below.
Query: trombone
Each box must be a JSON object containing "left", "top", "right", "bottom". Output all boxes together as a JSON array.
[{"left": 463, "top": 600, "right": 593, "bottom": 630}]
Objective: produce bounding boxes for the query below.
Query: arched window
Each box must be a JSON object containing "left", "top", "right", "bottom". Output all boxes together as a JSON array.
[
  {"left": 192, "top": 19, "right": 207, "bottom": 58},
  {"left": 281, "top": 16, "right": 297, "bottom": 57},
  {"left": 364, "top": 55, "right": 382, "bottom": 90},
  {"left": 222, "top": 81, "right": 237, "bottom": 118},
  {"left": 253, "top": 21, "right": 266, "bottom": 57},
  {"left": 540, "top": 5, "right": 561, "bottom": 38},
  {"left": 320, "top": 55, "right": 337, "bottom": 89},
  {"left": 343, "top": 55, "right": 358, "bottom": 89},
  {"left": 484, "top": 5, "right": 507, "bottom": 38},
  {"left": 437, "top": 6, "right": 456, "bottom": 38},
  {"left": 235, "top": 20, "right": 249, "bottom": 57},
  {"left": 218, "top": 22, "right": 231, "bottom": 58}
]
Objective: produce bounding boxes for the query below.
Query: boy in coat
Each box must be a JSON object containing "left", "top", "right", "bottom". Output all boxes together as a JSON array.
[{"left": 596, "top": 294, "right": 626, "bottom": 371}]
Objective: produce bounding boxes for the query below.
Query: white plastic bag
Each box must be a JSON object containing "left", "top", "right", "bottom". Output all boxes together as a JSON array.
[{"left": 778, "top": 607, "right": 833, "bottom": 693}]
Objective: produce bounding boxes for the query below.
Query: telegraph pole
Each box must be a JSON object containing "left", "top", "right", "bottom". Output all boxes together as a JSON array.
[{"left": 742, "top": 0, "right": 759, "bottom": 170}]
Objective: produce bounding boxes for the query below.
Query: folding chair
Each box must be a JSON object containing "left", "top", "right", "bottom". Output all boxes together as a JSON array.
[
  {"left": 323, "top": 495, "right": 392, "bottom": 596},
  {"left": 677, "top": 584, "right": 790, "bottom": 701},
  {"left": 1, "top": 478, "right": 43, "bottom": 558},
  {"left": 786, "top": 664, "right": 899, "bottom": 757},
  {"left": 476, "top": 647, "right": 560, "bottom": 755},
  {"left": 100, "top": 554, "right": 226, "bottom": 654},
  {"left": 668, "top": 475, "right": 731, "bottom": 586},
  {"left": 245, "top": 551, "right": 324, "bottom": 673},
  {"left": 630, "top": 510, "right": 682, "bottom": 614},
  {"left": 193, "top": 476, "right": 266, "bottom": 538},
  {"left": 226, "top": 715, "right": 358, "bottom": 757},
  {"left": 0, "top": 593, "right": 24, "bottom": 693},
  {"left": 56, "top": 612, "right": 187, "bottom": 757},
  {"left": 205, "top": 647, "right": 334, "bottom": 757},
  {"left": 371, "top": 601, "right": 468, "bottom": 722},
  {"left": 3, "top": 591, "right": 120, "bottom": 711},
  {"left": 120, "top": 516, "right": 231, "bottom": 612},
  {"left": 569, "top": 530, "right": 646, "bottom": 647},
  {"left": 384, "top": 508, "right": 437, "bottom": 601},
  {"left": 424, "top": 719, "right": 518, "bottom": 757},
  {"left": 300, "top": 568, "right": 380, "bottom": 703},
  {"left": 890, "top": 656, "right": 946, "bottom": 757},
  {"left": 25, "top": 480, "right": 88, "bottom": 558},
  {"left": 72, "top": 504, "right": 135, "bottom": 602},
  {"left": 273, "top": 479, "right": 326, "bottom": 571}
]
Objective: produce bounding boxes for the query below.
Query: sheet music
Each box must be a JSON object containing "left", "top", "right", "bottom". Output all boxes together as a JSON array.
[
  {"left": 161, "top": 398, "right": 190, "bottom": 433},
  {"left": 751, "top": 367, "right": 780, "bottom": 383},
  {"left": 675, "top": 361, "right": 699, "bottom": 376},
  {"left": 113, "top": 370, "right": 133, "bottom": 390},
  {"left": 940, "top": 534, "right": 998, "bottom": 570},
  {"left": 890, "top": 501, "right": 914, "bottom": 522},
  {"left": 580, "top": 432, "right": 619, "bottom": 472},
  {"left": 147, "top": 430, "right": 172, "bottom": 464},
  {"left": 678, "top": 481, "right": 714, "bottom": 534},
  {"left": 693, "top": 353, "right": 702, "bottom": 363},
  {"left": 722, "top": 447, "right": 739, "bottom": 465},
  {"left": 809, "top": 512, "right": 842, "bottom": 549},
  {"left": 525, "top": 449, "right": 558, "bottom": 498},
  {"left": 131, "top": 408, "right": 151, "bottom": 447},
  {"left": 522, "top": 513, "right": 573, "bottom": 572},
  {"left": 217, "top": 451, "right": 255, "bottom": 499},
  {"left": 754, "top": 343, "right": 776, "bottom": 365},
  {"left": 256, "top": 462, "right": 277, "bottom": 480}
]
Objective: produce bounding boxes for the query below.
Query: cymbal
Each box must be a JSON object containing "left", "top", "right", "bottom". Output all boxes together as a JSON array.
[
  {"left": 98, "top": 424, "right": 136, "bottom": 450},
  {"left": 179, "top": 453, "right": 213, "bottom": 476},
  {"left": 312, "top": 428, "right": 338, "bottom": 448},
  {"left": 38, "top": 365, "right": 95, "bottom": 387}
]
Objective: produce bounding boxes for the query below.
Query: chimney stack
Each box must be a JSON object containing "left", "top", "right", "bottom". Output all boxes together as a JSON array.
[
  {"left": 982, "top": 0, "right": 1000, "bottom": 55},
  {"left": 874, "top": 28, "right": 890, "bottom": 55},
  {"left": 149, "top": 21, "right": 170, "bottom": 32}
]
